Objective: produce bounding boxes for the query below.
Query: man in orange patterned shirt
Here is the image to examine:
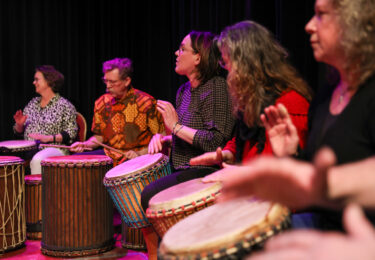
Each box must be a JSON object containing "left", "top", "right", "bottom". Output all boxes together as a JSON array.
[{"left": 71, "top": 58, "right": 164, "bottom": 164}]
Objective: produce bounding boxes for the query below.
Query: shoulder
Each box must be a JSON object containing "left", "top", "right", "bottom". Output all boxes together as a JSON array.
[
  {"left": 28, "top": 96, "right": 40, "bottom": 105},
  {"left": 203, "top": 76, "right": 227, "bottom": 90},
  {"left": 57, "top": 96, "right": 76, "bottom": 110},
  {"left": 131, "top": 88, "right": 158, "bottom": 111},
  {"left": 276, "top": 90, "right": 309, "bottom": 114},
  {"left": 94, "top": 93, "right": 113, "bottom": 106},
  {"left": 132, "top": 88, "right": 156, "bottom": 101}
]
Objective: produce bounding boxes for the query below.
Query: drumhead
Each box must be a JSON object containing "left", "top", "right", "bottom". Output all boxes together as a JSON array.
[
  {"left": 148, "top": 178, "right": 221, "bottom": 212},
  {"left": 0, "top": 140, "right": 36, "bottom": 149},
  {"left": 0, "top": 156, "right": 24, "bottom": 165},
  {"left": 160, "top": 198, "right": 289, "bottom": 257},
  {"left": 41, "top": 155, "right": 112, "bottom": 166},
  {"left": 105, "top": 153, "right": 165, "bottom": 179}
]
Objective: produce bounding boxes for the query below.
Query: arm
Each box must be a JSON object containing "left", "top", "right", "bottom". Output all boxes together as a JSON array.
[
  {"left": 190, "top": 147, "right": 235, "bottom": 166},
  {"left": 328, "top": 157, "right": 375, "bottom": 208},
  {"left": 59, "top": 101, "right": 78, "bottom": 144},
  {"left": 248, "top": 204, "right": 375, "bottom": 260},
  {"left": 70, "top": 135, "right": 102, "bottom": 153},
  {"left": 191, "top": 79, "right": 235, "bottom": 151}
]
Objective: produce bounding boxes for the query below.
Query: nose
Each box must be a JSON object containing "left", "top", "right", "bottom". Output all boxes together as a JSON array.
[
  {"left": 175, "top": 50, "right": 179, "bottom": 56},
  {"left": 305, "top": 16, "right": 315, "bottom": 34}
]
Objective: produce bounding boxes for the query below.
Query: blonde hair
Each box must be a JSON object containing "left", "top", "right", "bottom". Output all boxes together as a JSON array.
[
  {"left": 217, "top": 21, "right": 312, "bottom": 127},
  {"left": 330, "top": 0, "right": 375, "bottom": 87}
]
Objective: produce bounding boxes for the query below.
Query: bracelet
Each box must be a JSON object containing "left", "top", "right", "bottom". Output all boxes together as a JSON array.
[
  {"left": 53, "top": 135, "right": 56, "bottom": 143},
  {"left": 174, "top": 124, "right": 184, "bottom": 136},
  {"left": 172, "top": 122, "right": 179, "bottom": 135}
]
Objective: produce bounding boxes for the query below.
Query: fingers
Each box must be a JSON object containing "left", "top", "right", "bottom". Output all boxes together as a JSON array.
[
  {"left": 190, "top": 152, "right": 217, "bottom": 166},
  {"left": 157, "top": 100, "right": 175, "bottom": 114},
  {"left": 70, "top": 142, "right": 85, "bottom": 153},
  {"left": 343, "top": 204, "right": 375, "bottom": 239},
  {"left": 148, "top": 135, "right": 163, "bottom": 154}
]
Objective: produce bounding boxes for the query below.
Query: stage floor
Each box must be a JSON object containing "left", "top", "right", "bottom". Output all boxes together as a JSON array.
[{"left": 1, "top": 235, "right": 149, "bottom": 260}]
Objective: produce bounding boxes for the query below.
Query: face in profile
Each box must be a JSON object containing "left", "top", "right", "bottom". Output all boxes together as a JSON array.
[
  {"left": 174, "top": 34, "right": 200, "bottom": 77},
  {"left": 305, "top": 0, "right": 343, "bottom": 66},
  {"left": 33, "top": 71, "right": 50, "bottom": 94}
]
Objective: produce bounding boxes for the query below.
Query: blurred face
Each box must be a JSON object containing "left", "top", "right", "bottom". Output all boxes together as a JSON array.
[
  {"left": 103, "top": 68, "right": 130, "bottom": 99},
  {"left": 305, "top": 0, "right": 343, "bottom": 66},
  {"left": 33, "top": 71, "right": 51, "bottom": 94},
  {"left": 219, "top": 49, "right": 233, "bottom": 72},
  {"left": 174, "top": 34, "right": 201, "bottom": 76}
]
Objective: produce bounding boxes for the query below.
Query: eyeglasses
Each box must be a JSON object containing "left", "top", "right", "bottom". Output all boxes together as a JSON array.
[
  {"left": 102, "top": 77, "right": 122, "bottom": 86},
  {"left": 178, "top": 46, "right": 196, "bottom": 55}
]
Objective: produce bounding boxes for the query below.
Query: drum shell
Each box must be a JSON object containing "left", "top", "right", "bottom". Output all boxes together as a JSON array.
[
  {"left": 103, "top": 154, "right": 172, "bottom": 229},
  {"left": 146, "top": 178, "right": 221, "bottom": 238},
  {"left": 0, "top": 156, "right": 26, "bottom": 252},
  {"left": 41, "top": 155, "right": 114, "bottom": 257},
  {"left": 121, "top": 221, "right": 146, "bottom": 251},
  {"left": 25, "top": 174, "right": 42, "bottom": 240}
]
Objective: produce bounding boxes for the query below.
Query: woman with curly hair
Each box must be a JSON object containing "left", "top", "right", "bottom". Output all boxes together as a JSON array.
[{"left": 190, "top": 20, "right": 312, "bottom": 166}]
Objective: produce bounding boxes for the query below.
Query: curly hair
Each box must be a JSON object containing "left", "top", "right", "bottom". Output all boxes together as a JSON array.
[
  {"left": 102, "top": 57, "right": 133, "bottom": 79},
  {"left": 189, "top": 31, "right": 222, "bottom": 84},
  {"left": 35, "top": 65, "right": 64, "bottom": 93},
  {"left": 217, "top": 21, "right": 312, "bottom": 127},
  {"left": 329, "top": 0, "right": 375, "bottom": 87}
]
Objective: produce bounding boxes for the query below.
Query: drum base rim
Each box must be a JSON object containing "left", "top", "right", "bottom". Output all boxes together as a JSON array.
[
  {"left": 0, "top": 241, "right": 26, "bottom": 254},
  {"left": 41, "top": 244, "right": 115, "bottom": 257}
]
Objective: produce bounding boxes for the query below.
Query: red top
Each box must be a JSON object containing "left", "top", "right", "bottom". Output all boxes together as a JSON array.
[{"left": 223, "top": 90, "right": 309, "bottom": 163}]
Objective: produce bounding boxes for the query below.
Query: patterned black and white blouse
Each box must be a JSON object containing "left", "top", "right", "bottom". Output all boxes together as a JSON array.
[{"left": 20, "top": 94, "right": 78, "bottom": 144}]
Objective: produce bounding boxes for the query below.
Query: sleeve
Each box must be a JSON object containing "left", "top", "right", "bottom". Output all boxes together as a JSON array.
[
  {"left": 91, "top": 96, "right": 106, "bottom": 136},
  {"left": 147, "top": 98, "right": 165, "bottom": 135},
  {"left": 276, "top": 91, "right": 310, "bottom": 149},
  {"left": 223, "top": 137, "right": 237, "bottom": 155},
  {"left": 192, "top": 78, "right": 235, "bottom": 151},
  {"left": 60, "top": 100, "right": 78, "bottom": 144}
]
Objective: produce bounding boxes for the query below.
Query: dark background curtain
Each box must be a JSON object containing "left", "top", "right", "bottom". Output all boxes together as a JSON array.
[{"left": 0, "top": 0, "right": 322, "bottom": 141}]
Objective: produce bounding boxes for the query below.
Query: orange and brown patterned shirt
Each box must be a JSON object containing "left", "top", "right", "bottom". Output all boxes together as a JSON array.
[{"left": 92, "top": 86, "right": 164, "bottom": 162}]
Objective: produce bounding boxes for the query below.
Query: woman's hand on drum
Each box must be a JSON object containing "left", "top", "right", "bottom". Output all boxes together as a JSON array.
[
  {"left": 148, "top": 134, "right": 171, "bottom": 154},
  {"left": 247, "top": 204, "right": 375, "bottom": 260},
  {"left": 157, "top": 100, "right": 179, "bottom": 133},
  {"left": 29, "top": 133, "right": 52, "bottom": 143},
  {"left": 13, "top": 110, "right": 27, "bottom": 128},
  {"left": 190, "top": 147, "right": 234, "bottom": 167},
  {"left": 261, "top": 103, "right": 299, "bottom": 157}
]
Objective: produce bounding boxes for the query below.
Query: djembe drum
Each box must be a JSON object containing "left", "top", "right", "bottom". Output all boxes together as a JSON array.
[
  {"left": 159, "top": 198, "right": 291, "bottom": 259},
  {"left": 146, "top": 178, "right": 221, "bottom": 237},
  {"left": 103, "top": 153, "right": 172, "bottom": 229},
  {"left": 24, "top": 174, "right": 42, "bottom": 239},
  {"left": 0, "top": 140, "right": 37, "bottom": 171},
  {"left": 0, "top": 140, "right": 37, "bottom": 156},
  {"left": 41, "top": 155, "right": 114, "bottom": 257},
  {"left": 0, "top": 156, "right": 26, "bottom": 253}
]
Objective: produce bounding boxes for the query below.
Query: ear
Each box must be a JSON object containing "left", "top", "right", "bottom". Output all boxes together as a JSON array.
[
  {"left": 194, "top": 53, "right": 201, "bottom": 66},
  {"left": 124, "top": 76, "right": 132, "bottom": 87}
]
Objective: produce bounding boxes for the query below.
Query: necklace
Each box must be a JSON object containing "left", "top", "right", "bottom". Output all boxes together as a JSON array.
[{"left": 338, "top": 83, "right": 349, "bottom": 104}]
